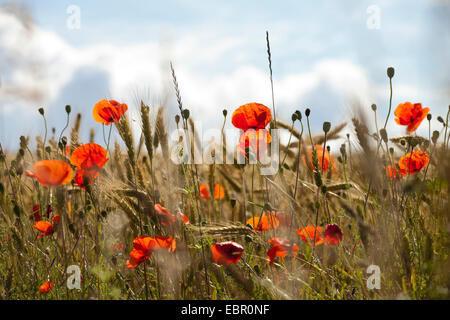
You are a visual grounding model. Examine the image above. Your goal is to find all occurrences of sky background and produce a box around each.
[0,0,449,150]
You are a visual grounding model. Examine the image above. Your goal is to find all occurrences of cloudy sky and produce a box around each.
[0,0,449,150]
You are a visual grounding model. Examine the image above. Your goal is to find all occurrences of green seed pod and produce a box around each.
[427,114,432,121]
[371,104,377,111]
[222,109,228,117]
[182,109,190,119]
[38,107,44,115]
[387,67,395,78]
[323,121,331,133]
[175,114,180,125]
[379,128,388,143]
[305,108,311,117]
[65,105,71,114]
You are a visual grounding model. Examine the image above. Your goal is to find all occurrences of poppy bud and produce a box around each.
[387,67,395,78]
[182,109,190,119]
[295,110,302,120]
[65,105,71,114]
[38,107,45,115]
[437,116,444,123]
[427,114,432,121]
[371,104,377,111]
[323,121,331,133]
[223,109,228,117]
[305,108,311,117]
[264,202,273,211]
[174,114,180,125]
[291,113,297,122]
[327,145,330,152]
[379,128,388,143]
[346,133,350,138]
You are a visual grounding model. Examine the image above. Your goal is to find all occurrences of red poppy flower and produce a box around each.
[70,143,108,171]
[93,99,128,125]
[126,235,154,268]
[236,129,271,158]
[297,226,324,245]
[152,236,176,252]
[199,184,225,199]
[25,170,35,178]
[386,165,401,180]
[38,281,54,294]
[272,211,292,228]
[211,241,244,265]
[154,204,177,226]
[111,241,124,253]
[398,151,429,175]
[177,212,189,224]
[51,214,61,224]
[394,102,430,132]
[34,221,54,238]
[323,224,343,246]
[30,204,41,222]
[231,103,271,131]
[126,235,176,268]
[246,212,280,232]
[267,238,299,265]
[32,160,73,187]
[303,145,336,173]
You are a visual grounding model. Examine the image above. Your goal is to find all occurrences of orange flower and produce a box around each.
[303,145,336,173]
[398,151,429,175]
[211,241,244,265]
[267,238,299,265]
[246,212,279,232]
[231,103,271,131]
[297,226,324,245]
[323,223,343,246]
[177,212,189,224]
[236,129,271,158]
[31,160,73,187]
[152,236,176,252]
[126,235,176,268]
[111,241,124,253]
[70,143,108,171]
[199,184,225,199]
[51,214,61,224]
[126,236,154,268]
[38,281,54,294]
[272,211,292,228]
[34,221,54,238]
[93,99,128,125]
[154,204,177,226]
[386,165,401,180]
[394,102,430,132]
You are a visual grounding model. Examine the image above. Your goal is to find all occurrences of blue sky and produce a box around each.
[0,0,449,150]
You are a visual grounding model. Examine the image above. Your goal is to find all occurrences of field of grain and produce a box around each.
[0,59,449,300]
